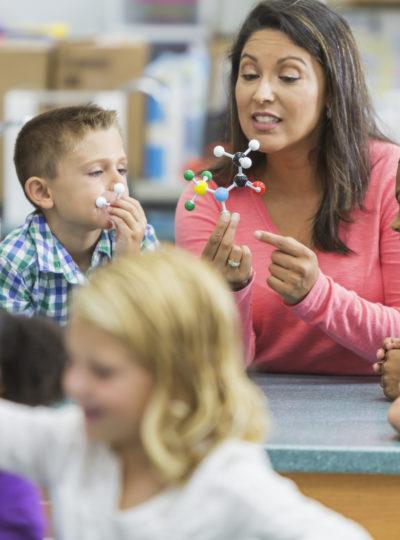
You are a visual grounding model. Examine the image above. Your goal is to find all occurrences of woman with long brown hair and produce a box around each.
[176,0,400,374]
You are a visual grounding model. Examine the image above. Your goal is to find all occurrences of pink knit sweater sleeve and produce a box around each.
[291,145,400,362]
[290,270,400,362]
[175,189,255,366]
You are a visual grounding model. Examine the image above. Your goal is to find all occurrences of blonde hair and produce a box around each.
[71,247,268,483]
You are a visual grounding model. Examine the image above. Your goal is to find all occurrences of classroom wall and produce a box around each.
[0,0,113,36]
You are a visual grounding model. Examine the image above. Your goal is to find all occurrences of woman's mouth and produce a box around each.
[251,113,282,131]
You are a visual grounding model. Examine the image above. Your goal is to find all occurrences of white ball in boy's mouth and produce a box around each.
[95,196,109,209]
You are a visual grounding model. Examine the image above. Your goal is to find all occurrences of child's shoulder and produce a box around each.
[185,439,271,500]
[172,440,275,537]
[0,214,40,273]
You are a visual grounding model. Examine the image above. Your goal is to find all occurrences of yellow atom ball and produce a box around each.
[194,181,208,196]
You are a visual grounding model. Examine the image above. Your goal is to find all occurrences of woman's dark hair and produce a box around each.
[217,0,389,253]
[0,311,66,406]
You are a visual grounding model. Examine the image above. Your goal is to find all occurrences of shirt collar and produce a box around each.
[27,212,114,284]
[90,229,115,268]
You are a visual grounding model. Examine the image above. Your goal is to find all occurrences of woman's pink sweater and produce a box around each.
[175,141,400,374]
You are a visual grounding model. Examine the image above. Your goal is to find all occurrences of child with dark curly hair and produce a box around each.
[0,311,66,539]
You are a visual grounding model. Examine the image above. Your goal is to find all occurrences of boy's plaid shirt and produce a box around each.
[0,212,159,324]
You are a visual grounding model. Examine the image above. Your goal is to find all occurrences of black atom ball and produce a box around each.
[234,174,248,187]
[233,152,245,167]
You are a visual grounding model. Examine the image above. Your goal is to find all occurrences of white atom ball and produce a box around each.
[213,145,225,157]
[240,156,252,169]
[95,196,109,209]
[248,139,260,151]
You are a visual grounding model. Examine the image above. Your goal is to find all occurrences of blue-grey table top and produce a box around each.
[253,374,400,475]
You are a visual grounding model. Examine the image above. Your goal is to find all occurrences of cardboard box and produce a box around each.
[0,41,51,202]
[50,39,149,179]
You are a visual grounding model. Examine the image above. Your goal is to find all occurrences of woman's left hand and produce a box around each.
[254,230,319,305]
[109,196,147,256]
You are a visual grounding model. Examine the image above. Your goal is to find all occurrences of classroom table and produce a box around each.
[253,374,400,539]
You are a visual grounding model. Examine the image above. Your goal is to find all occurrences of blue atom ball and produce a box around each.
[214,187,229,202]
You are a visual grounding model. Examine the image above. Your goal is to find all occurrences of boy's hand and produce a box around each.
[108,196,147,256]
[374,338,400,400]
[254,230,319,305]
[202,212,252,291]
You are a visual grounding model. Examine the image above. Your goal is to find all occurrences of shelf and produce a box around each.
[113,24,207,43]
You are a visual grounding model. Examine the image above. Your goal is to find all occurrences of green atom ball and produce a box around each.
[184,200,196,211]
[201,170,213,180]
[183,169,195,181]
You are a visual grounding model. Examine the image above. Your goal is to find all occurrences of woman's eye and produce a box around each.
[279,76,300,83]
[89,170,103,177]
[117,168,128,176]
[241,73,259,81]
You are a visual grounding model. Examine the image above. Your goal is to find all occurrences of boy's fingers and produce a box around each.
[110,215,126,234]
[109,208,136,230]
[113,214,144,241]
[123,197,147,219]
[109,206,145,228]
[112,198,146,222]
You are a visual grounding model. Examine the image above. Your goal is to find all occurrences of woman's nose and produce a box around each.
[253,78,275,104]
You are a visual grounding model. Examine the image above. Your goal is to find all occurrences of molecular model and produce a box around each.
[183,139,265,213]
[95,182,125,209]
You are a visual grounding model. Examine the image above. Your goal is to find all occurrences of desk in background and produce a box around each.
[254,375,400,539]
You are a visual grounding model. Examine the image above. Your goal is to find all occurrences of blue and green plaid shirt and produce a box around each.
[0,212,159,324]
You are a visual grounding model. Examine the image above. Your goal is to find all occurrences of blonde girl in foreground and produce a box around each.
[0,248,370,539]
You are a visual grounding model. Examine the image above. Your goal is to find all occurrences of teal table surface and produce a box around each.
[253,374,400,475]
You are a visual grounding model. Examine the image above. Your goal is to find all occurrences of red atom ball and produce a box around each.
[252,181,266,195]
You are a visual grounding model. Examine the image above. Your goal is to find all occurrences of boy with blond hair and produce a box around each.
[0,105,158,323]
